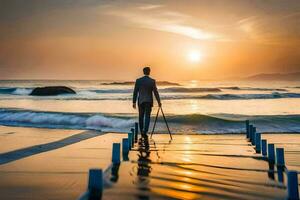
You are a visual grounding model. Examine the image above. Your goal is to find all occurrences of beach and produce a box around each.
[1,125,300,199]
[0,126,126,199]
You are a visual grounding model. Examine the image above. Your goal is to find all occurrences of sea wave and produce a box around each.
[0,87,33,95]
[220,87,287,91]
[0,109,299,133]
[68,92,300,100]
[86,89,132,94]
[0,108,135,131]
[12,88,33,95]
[101,81,180,86]
[85,87,222,93]
[1,87,299,101]
[1,92,300,101]
[83,87,287,93]
[189,92,300,100]
[160,87,221,92]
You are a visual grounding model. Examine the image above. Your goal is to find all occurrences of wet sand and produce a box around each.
[0,126,81,153]
[0,127,299,199]
[0,127,126,200]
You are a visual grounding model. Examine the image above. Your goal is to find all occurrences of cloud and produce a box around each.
[138,4,164,10]
[236,12,300,45]
[105,4,221,41]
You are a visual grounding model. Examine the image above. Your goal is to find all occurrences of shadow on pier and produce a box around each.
[0,131,105,165]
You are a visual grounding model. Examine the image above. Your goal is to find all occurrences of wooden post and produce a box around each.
[122,138,129,156]
[249,125,253,142]
[268,143,275,163]
[276,148,285,167]
[261,139,267,156]
[128,132,133,150]
[131,128,135,143]
[246,120,250,138]
[88,168,103,198]
[135,122,138,142]
[251,127,256,145]
[287,171,299,200]
[255,133,261,153]
[131,132,134,147]
[112,143,120,164]
[277,167,284,183]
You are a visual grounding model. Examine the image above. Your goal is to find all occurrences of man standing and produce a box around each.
[133,67,161,137]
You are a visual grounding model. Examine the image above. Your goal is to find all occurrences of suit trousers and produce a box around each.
[138,102,152,135]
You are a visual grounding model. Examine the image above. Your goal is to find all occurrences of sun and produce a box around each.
[186,50,203,63]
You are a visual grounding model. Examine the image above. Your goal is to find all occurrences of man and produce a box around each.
[133,67,161,137]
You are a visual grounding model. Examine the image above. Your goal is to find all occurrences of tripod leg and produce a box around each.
[150,107,160,138]
[160,107,172,140]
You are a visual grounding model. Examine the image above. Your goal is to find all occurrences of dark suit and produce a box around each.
[133,75,161,135]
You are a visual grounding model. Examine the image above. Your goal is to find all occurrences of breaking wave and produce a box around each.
[101,81,180,86]
[0,86,290,95]
[0,109,299,133]
[161,87,221,92]
[1,87,299,101]
[0,108,135,131]
[59,92,300,100]
[0,87,33,95]
[220,87,287,91]
[186,92,300,100]
[78,87,288,94]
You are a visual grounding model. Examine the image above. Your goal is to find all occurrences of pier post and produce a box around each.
[249,125,253,142]
[128,132,133,150]
[268,162,275,180]
[135,122,139,142]
[251,127,256,145]
[112,143,121,164]
[255,133,261,153]
[268,144,275,163]
[261,139,267,156]
[131,131,134,147]
[88,168,103,198]
[276,148,285,167]
[287,171,299,200]
[131,128,135,143]
[277,167,284,183]
[122,138,129,156]
[246,120,250,138]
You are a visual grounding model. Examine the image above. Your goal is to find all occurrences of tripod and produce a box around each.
[150,107,173,140]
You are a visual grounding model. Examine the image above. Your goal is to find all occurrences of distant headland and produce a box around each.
[244,72,300,81]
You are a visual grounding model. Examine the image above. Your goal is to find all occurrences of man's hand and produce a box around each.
[158,102,162,107]
[133,103,136,109]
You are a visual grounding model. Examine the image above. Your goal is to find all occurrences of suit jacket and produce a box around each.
[133,75,161,106]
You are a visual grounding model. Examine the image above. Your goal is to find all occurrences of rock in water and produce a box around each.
[30,86,76,96]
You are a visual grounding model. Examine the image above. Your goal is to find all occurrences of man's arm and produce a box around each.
[133,79,139,109]
[153,80,162,107]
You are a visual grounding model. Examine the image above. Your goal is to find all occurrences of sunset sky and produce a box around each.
[0,0,300,80]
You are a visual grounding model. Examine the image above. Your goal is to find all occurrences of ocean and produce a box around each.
[0,80,299,133]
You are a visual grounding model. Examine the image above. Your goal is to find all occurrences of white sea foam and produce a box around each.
[0,86,299,100]
[12,88,33,95]
[0,109,135,131]
[86,115,135,129]
[0,109,299,133]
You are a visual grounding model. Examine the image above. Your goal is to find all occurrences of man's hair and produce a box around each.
[143,67,151,75]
